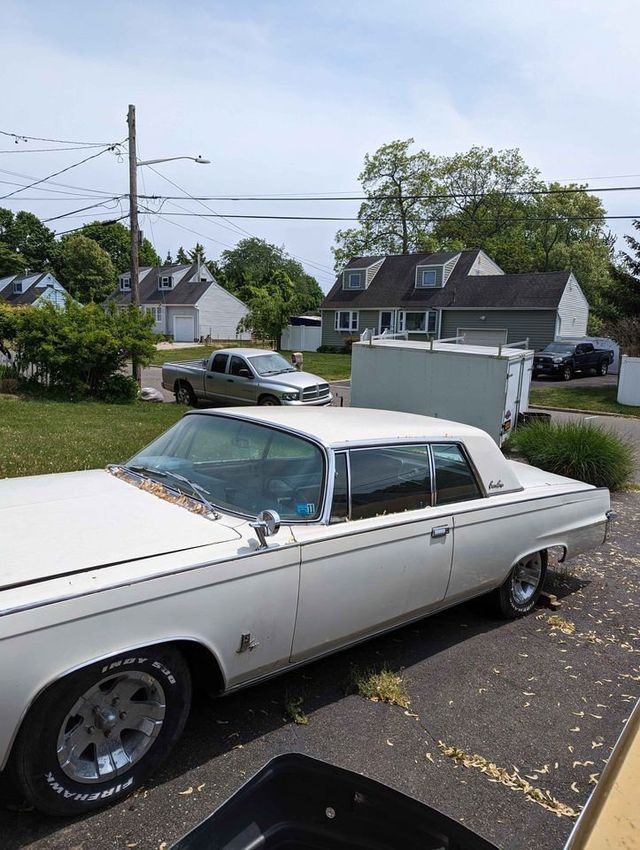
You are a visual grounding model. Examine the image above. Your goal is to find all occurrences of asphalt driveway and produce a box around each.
[1,493,638,850]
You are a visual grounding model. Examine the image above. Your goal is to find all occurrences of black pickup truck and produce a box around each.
[533,342,614,381]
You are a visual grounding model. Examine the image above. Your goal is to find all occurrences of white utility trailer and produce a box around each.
[351,335,534,445]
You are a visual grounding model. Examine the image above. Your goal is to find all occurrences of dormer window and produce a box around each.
[119,276,131,291]
[159,275,172,290]
[344,271,364,289]
[415,268,439,288]
[13,281,23,294]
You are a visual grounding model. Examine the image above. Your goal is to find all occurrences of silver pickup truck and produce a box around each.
[162,348,333,407]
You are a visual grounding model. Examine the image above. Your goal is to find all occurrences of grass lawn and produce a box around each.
[152,346,352,381]
[529,385,640,417]
[0,397,184,479]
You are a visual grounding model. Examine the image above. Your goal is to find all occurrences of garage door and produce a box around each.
[458,328,508,346]
[174,316,195,342]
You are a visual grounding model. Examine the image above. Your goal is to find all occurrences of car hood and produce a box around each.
[258,369,328,390]
[0,469,241,590]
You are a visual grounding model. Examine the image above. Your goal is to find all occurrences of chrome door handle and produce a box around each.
[431,525,450,539]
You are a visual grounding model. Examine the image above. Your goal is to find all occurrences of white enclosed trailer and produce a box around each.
[351,336,534,445]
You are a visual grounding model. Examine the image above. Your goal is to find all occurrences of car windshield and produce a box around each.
[542,343,574,353]
[126,414,325,521]
[248,353,296,376]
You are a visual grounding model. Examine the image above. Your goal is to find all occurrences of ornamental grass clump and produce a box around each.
[509,420,635,490]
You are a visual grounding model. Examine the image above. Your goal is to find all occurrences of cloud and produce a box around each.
[1,0,637,286]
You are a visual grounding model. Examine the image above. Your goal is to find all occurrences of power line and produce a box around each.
[42,197,124,223]
[0,129,123,146]
[142,165,335,275]
[54,213,130,237]
[0,144,123,201]
[141,211,640,223]
[0,144,113,154]
[134,184,640,202]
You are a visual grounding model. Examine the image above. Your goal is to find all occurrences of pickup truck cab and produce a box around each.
[162,348,332,407]
[0,408,612,815]
[533,342,614,381]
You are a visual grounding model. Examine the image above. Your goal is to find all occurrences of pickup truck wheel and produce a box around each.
[11,646,191,816]
[494,551,547,619]
[598,360,609,376]
[561,365,573,381]
[258,394,281,406]
[175,382,196,406]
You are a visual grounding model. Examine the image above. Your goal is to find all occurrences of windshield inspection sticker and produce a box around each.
[296,503,316,517]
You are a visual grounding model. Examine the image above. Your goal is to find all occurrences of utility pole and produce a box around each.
[127,104,141,382]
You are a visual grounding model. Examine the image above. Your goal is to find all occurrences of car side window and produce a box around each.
[211,353,228,374]
[230,356,249,377]
[349,446,431,520]
[330,452,349,522]
[432,444,482,505]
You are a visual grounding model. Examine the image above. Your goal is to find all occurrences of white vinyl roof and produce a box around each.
[189,406,489,448]
[354,340,533,359]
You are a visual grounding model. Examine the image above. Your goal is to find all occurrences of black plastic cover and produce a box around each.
[169,752,498,850]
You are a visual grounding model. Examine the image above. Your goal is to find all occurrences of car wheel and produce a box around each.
[494,551,547,619]
[175,382,196,406]
[562,365,573,381]
[598,361,609,376]
[259,395,281,406]
[11,646,191,816]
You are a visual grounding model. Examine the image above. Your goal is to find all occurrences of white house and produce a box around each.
[0,271,68,307]
[110,262,251,342]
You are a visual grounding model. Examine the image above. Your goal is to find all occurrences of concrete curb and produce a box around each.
[530,404,639,420]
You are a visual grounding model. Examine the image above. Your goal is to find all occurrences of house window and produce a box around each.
[398,311,438,334]
[13,281,23,294]
[345,272,363,289]
[379,311,394,334]
[119,277,131,291]
[159,275,172,290]
[145,305,162,322]
[418,269,438,287]
[335,311,358,332]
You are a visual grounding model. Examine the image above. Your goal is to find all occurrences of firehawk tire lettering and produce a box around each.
[11,647,190,816]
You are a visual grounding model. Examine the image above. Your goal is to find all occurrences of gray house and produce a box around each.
[320,249,589,351]
[110,262,251,342]
[0,271,68,307]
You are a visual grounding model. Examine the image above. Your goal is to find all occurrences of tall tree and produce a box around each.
[236,269,302,345]
[176,246,189,264]
[188,243,206,263]
[77,221,160,272]
[55,234,116,303]
[0,244,26,277]
[0,208,58,269]
[218,237,323,311]
[333,139,443,269]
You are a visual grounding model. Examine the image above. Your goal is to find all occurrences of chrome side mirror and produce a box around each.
[250,509,281,549]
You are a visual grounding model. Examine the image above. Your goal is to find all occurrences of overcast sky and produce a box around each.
[2,0,638,291]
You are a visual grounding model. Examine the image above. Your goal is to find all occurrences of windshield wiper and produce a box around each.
[113,464,220,519]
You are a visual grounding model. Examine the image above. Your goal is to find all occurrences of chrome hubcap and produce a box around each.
[177,388,190,404]
[511,553,542,605]
[57,671,166,784]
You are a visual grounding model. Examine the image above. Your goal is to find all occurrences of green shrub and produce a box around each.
[9,300,157,402]
[96,374,139,404]
[509,420,635,490]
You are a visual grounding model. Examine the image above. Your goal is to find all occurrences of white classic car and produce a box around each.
[0,408,612,815]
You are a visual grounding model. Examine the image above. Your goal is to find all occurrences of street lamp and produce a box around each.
[127,105,209,381]
[137,155,211,166]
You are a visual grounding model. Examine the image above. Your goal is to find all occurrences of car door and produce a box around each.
[204,352,230,401]
[227,355,258,404]
[575,343,592,371]
[290,445,454,663]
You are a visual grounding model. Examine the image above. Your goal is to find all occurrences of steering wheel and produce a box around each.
[264,478,294,504]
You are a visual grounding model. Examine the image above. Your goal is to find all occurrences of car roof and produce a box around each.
[213,348,279,358]
[187,406,488,448]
